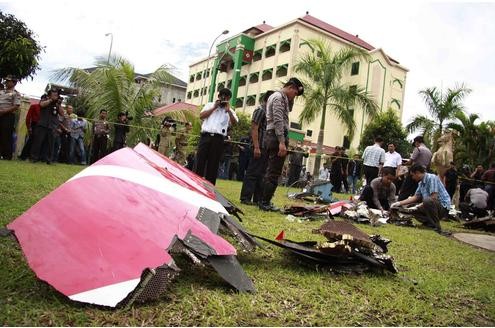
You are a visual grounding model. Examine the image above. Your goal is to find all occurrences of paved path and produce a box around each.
[453,233,495,251]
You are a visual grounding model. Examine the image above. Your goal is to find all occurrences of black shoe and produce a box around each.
[436,230,452,237]
[259,203,280,212]
[240,200,255,206]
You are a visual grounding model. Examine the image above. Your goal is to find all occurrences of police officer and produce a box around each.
[239,90,274,205]
[0,75,21,160]
[259,78,304,211]
[173,121,192,165]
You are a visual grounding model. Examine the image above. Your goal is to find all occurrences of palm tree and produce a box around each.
[406,84,471,149]
[295,39,379,175]
[52,56,192,146]
[449,112,495,167]
[447,112,480,165]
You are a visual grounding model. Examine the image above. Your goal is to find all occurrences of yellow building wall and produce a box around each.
[186,20,407,161]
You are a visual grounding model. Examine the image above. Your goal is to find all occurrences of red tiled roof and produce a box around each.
[152,102,199,116]
[242,23,274,35]
[254,23,273,33]
[299,14,375,51]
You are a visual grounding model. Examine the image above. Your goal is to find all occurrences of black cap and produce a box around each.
[413,135,424,145]
[285,77,304,96]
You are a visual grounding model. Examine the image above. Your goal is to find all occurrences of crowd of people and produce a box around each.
[3,75,494,232]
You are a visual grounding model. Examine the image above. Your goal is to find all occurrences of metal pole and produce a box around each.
[105,33,113,64]
[200,30,228,105]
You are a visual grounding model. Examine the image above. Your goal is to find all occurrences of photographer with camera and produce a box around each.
[194,88,238,185]
[112,112,131,151]
[30,89,64,164]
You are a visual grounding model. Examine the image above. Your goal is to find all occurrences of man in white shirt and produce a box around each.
[194,88,238,185]
[318,164,330,181]
[362,136,385,185]
[384,143,402,176]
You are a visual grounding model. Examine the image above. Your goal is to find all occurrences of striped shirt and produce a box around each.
[266,91,289,143]
[251,105,266,149]
[415,173,451,209]
[362,144,385,167]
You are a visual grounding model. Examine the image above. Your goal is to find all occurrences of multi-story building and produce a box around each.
[186,14,408,169]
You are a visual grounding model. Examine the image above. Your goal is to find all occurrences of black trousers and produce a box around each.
[31,125,54,162]
[240,149,268,203]
[20,122,38,160]
[91,135,108,164]
[0,113,15,160]
[261,130,287,204]
[359,185,390,210]
[459,202,488,219]
[58,133,70,163]
[398,173,419,201]
[194,133,225,185]
[287,164,302,186]
[410,198,446,231]
[331,172,342,193]
[363,165,379,186]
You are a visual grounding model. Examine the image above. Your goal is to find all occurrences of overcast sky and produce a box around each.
[2,0,494,126]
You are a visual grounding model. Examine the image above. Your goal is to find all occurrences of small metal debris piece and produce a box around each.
[251,220,398,273]
[463,216,495,232]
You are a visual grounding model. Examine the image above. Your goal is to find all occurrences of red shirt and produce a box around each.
[26,103,41,128]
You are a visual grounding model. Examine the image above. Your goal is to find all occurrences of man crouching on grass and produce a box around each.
[391,164,451,236]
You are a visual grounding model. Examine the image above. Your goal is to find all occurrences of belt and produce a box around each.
[201,132,225,138]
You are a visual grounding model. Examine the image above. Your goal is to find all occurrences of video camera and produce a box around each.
[124,111,133,121]
[161,116,177,128]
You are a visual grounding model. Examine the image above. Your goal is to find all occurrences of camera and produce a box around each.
[218,96,228,107]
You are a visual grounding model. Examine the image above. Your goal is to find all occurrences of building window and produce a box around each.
[239,76,247,87]
[391,98,401,109]
[235,97,244,108]
[227,79,232,89]
[187,91,192,99]
[202,87,208,96]
[276,64,288,77]
[246,95,256,106]
[262,69,273,81]
[193,90,199,98]
[249,72,259,84]
[253,49,262,62]
[351,62,360,76]
[279,39,291,53]
[203,69,210,79]
[306,129,313,137]
[349,85,357,94]
[217,82,225,91]
[189,75,194,83]
[265,44,276,58]
[343,136,351,149]
[290,122,301,130]
[172,97,176,103]
[195,72,202,81]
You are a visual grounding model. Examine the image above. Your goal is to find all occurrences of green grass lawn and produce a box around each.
[1,160,494,326]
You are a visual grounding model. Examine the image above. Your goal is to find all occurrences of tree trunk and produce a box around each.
[312,105,327,177]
